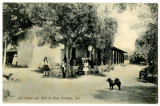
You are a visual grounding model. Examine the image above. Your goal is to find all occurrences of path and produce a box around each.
[3,64,158,103]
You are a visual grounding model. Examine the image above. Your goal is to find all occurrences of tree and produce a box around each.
[26,3,98,77]
[135,23,158,63]
[3,3,32,67]
[135,4,158,76]
[26,3,118,76]
[93,7,117,73]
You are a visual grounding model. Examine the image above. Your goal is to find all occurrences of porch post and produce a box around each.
[117,51,119,65]
[122,54,124,63]
[114,50,116,64]
[121,53,123,63]
[111,50,113,65]
[119,53,121,64]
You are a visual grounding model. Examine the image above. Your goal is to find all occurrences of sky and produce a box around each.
[97,4,153,51]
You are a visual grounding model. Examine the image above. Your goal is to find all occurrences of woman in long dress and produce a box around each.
[42,57,50,77]
[12,53,18,66]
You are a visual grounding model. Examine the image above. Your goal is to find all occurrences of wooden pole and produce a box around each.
[114,50,116,64]
[3,39,7,68]
[117,52,118,65]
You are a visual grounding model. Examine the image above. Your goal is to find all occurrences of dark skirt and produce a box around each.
[42,65,50,71]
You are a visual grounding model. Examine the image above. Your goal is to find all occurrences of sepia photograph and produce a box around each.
[2,2,158,104]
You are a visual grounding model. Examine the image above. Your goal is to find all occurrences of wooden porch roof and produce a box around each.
[111,46,127,53]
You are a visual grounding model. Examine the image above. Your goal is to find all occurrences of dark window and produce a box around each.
[72,47,76,59]
[87,49,89,58]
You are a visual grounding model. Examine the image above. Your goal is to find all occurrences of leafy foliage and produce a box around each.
[135,23,158,64]
[26,3,98,49]
[134,4,158,74]
[3,3,32,45]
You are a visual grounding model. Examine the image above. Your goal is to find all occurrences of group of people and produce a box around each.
[41,57,90,77]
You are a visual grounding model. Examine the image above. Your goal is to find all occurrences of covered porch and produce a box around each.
[65,46,127,66]
[61,46,127,76]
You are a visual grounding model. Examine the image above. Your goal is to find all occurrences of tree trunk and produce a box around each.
[66,45,72,77]
[66,46,69,77]
[3,39,7,68]
[70,47,73,76]
[100,50,104,74]
[100,59,104,74]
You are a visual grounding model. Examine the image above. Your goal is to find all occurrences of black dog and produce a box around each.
[106,78,115,90]
[114,78,121,90]
[3,73,13,80]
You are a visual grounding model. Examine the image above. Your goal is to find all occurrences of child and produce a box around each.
[83,60,89,76]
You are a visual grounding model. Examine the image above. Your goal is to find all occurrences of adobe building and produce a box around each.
[5,43,127,68]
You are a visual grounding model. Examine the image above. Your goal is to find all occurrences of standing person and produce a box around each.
[42,57,50,77]
[12,53,18,66]
[83,60,89,76]
[61,61,66,78]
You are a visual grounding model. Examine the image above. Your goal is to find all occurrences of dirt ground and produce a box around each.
[3,64,158,104]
